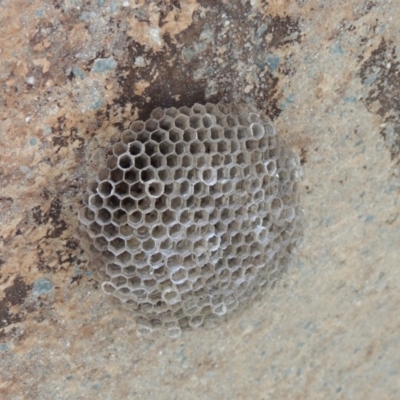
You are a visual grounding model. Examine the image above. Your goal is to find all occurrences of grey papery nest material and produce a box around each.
[78,102,302,338]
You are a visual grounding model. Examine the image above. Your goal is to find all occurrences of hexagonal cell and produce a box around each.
[170,267,188,285]
[281,206,295,223]
[161,287,181,305]
[227,114,238,127]
[190,104,205,115]
[113,142,128,157]
[209,182,223,198]
[114,181,130,198]
[270,197,283,216]
[151,224,167,239]
[214,221,226,236]
[130,182,145,199]
[200,196,215,213]
[143,141,158,157]
[130,120,145,133]
[179,180,192,198]
[159,140,174,155]
[169,223,185,238]
[245,139,258,152]
[183,127,196,143]
[126,237,140,251]
[203,139,217,154]
[142,278,157,291]
[142,238,156,252]
[202,114,213,129]
[106,156,118,170]
[134,154,150,170]
[195,154,208,169]
[211,154,224,168]
[189,141,205,155]
[169,128,182,143]
[115,251,132,266]
[93,236,108,251]
[149,107,164,120]
[178,106,192,116]
[146,181,164,198]
[87,221,102,238]
[150,154,164,169]
[122,170,138,184]
[181,155,193,168]
[216,114,227,126]
[174,168,185,182]
[164,107,179,118]
[136,225,150,240]
[102,193,119,210]
[221,208,235,224]
[217,140,229,154]
[210,125,223,140]
[154,195,168,212]
[101,282,116,295]
[216,167,229,182]
[119,224,135,239]
[128,142,143,157]
[120,197,136,213]
[173,141,185,155]
[110,168,124,183]
[79,207,95,225]
[140,168,155,183]
[144,209,159,224]
[169,197,182,211]
[237,126,249,141]
[189,115,202,129]
[112,209,128,224]
[122,265,136,276]
[189,315,204,328]
[106,263,122,277]
[109,237,126,255]
[137,130,150,143]
[137,197,153,213]
[96,208,112,225]
[161,209,176,226]
[249,178,261,194]
[196,128,209,142]
[174,114,189,130]
[193,238,207,256]
[121,129,136,144]
[159,115,174,130]
[102,223,119,240]
[193,181,206,197]
[253,189,264,203]
[186,195,198,209]
[193,210,208,226]
[250,122,265,139]
[230,141,240,156]
[201,168,217,185]
[176,238,192,255]
[164,183,179,196]
[166,154,179,169]
[145,118,159,132]
[98,181,114,198]
[156,169,170,183]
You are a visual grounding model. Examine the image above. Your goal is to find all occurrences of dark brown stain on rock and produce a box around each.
[359,38,400,161]
[115,1,302,121]
[0,276,31,335]
[32,199,67,239]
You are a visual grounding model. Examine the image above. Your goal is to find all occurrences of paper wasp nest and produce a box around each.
[78,102,302,337]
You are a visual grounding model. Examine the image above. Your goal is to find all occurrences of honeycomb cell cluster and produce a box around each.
[78,102,302,338]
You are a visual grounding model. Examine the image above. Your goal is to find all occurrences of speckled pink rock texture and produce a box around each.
[0,0,399,399]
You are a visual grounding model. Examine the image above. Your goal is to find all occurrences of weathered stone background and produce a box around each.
[1,0,399,398]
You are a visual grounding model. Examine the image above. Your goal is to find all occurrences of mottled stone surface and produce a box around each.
[0,0,399,399]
